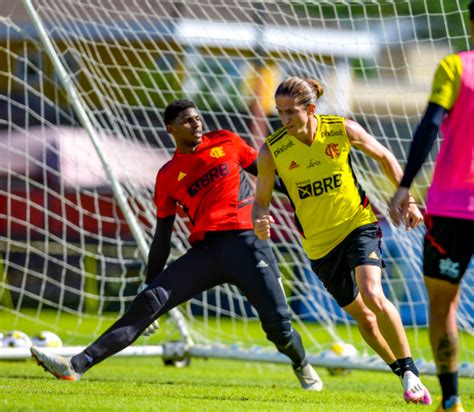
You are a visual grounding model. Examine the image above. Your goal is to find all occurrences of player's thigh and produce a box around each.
[345,223,385,296]
[310,244,357,308]
[423,216,473,284]
[354,264,384,297]
[221,232,289,320]
[150,244,220,313]
[346,223,384,271]
[424,276,461,311]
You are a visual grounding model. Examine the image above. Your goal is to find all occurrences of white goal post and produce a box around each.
[0,0,472,376]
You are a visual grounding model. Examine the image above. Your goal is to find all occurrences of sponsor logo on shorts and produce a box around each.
[256,260,269,268]
[439,258,460,279]
[368,251,379,260]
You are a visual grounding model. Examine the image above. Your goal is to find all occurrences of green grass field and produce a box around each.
[3,356,474,411]
[1,311,473,411]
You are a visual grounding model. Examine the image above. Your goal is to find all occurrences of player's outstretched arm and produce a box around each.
[398,102,446,189]
[345,119,404,187]
[145,215,175,285]
[389,103,446,226]
[138,215,175,336]
[252,144,276,240]
[345,119,423,229]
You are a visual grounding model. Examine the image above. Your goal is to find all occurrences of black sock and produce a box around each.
[397,357,419,377]
[71,351,93,374]
[275,329,307,368]
[388,360,402,376]
[439,372,458,405]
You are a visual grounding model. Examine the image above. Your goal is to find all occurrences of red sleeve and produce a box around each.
[225,130,257,169]
[154,169,176,218]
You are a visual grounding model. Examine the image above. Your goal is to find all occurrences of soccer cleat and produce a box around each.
[293,363,323,391]
[435,399,465,412]
[143,319,160,336]
[31,346,82,381]
[402,371,432,404]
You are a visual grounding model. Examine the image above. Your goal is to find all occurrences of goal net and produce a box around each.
[1,0,472,375]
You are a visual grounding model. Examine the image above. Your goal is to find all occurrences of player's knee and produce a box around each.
[360,290,386,313]
[357,311,378,335]
[128,286,168,318]
[263,320,292,347]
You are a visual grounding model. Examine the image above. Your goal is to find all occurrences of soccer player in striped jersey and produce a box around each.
[252,77,431,404]
[31,99,323,391]
[389,3,474,411]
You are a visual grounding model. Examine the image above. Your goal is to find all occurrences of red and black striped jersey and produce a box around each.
[154,130,257,244]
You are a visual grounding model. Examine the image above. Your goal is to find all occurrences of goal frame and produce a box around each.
[0,0,472,378]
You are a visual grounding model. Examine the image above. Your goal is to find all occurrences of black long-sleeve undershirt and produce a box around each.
[145,215,175,285]
[400,102,447,188]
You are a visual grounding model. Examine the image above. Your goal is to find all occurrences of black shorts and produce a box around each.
[310,223,384,307]
[424,215,474,284]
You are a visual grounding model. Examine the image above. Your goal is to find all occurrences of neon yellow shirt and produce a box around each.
[267,115,377,260]
[429,53,462,110]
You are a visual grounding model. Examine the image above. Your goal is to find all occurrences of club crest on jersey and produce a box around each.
[289,160,299,170]
[210,146,225,158]
[325,143,340,158]
[177,172,187,181]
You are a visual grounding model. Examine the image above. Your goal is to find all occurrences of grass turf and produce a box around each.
[1,310,473,411]
[1,357,473,411]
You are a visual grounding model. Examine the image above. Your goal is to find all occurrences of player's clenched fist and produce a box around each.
[253,215,274,240]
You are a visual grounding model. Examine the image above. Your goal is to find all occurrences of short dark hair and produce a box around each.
[163,99,196,125]
[470,0,474,21]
